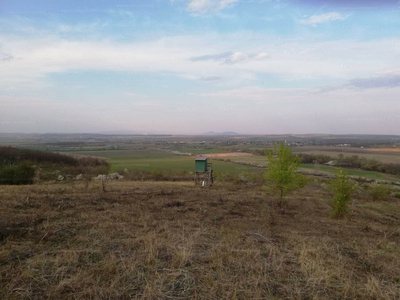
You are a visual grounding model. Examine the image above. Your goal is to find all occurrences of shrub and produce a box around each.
[370,183,391,201]
[0,164,36,185]
[329,168,356,218]
[242,171,264,185]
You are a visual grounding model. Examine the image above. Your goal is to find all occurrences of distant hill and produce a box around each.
[204,131,238,136]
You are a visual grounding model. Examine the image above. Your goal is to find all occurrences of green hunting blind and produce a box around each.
[194,157,213,186]
[195,157,208,172]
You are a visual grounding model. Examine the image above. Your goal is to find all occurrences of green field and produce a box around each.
[68,148,400,182]
[71,149,260,174]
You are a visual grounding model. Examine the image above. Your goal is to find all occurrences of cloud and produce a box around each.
[187,0,239,13]
[225,52,249,63]
[300,12,348,26]
[255,52,269,60]
[189,51,269,64]
[1,31,400,92]
[199,76,222,81]
[202,86,317,102]
[347,72,400,89]
[318,70,400,92]
[0,46,13,61]
[189,51,233,61]
[0,53,13,61]
[294,0,398,7]
[224,52,269,63]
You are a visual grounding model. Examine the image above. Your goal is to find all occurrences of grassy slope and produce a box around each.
[1,180,400,299]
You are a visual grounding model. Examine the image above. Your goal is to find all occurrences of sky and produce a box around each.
[1,0,400,135]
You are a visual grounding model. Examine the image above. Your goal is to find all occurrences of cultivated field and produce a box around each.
[5,134,400,184]
[70,149,259,175]
[66,148,400,183]
[1,180,400,299]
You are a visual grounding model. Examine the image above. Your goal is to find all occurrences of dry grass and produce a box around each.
[1,179,400,299]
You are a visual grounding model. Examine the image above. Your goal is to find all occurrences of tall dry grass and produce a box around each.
[0,179,399,299]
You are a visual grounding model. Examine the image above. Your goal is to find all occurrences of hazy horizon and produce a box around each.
[1,0,400,135]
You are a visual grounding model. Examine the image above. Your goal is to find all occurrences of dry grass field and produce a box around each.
[1,180,400,299]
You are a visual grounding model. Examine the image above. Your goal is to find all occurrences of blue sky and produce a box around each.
[1,0,400,134]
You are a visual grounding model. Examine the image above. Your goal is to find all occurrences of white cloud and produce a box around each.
[187,0,239,13]
[1,32,400,91]
[226,51,249,63]
[255,52,269,60]
[300,12,348,26]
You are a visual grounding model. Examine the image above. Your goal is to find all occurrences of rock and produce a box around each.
[92,173,124,180]
[76,174,83,180]
[107,172,124,180]
[93,174,107,180]
[57,175,64,181]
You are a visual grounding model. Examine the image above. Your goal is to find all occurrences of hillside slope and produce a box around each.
[1,180,399,299]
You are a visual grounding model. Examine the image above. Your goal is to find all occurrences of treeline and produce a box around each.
[251,147,400,176]
[0,146,109,185]
[0,146,77,166]
[0,146,108,167]
[297,153,400,175]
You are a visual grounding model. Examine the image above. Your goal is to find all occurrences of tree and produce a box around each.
[329,168,356,218]
[264,142,305,205]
